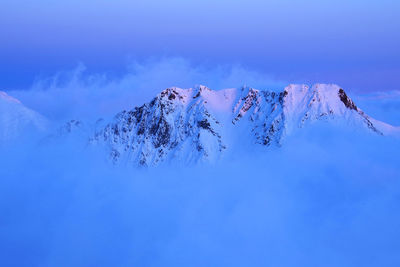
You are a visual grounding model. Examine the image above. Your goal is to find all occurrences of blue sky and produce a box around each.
[1,0,399,92]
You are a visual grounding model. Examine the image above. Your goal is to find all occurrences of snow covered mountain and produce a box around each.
[85,84,399,166]
[0,91,48,143]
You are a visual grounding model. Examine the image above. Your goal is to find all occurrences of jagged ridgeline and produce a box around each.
[60,84,398,166]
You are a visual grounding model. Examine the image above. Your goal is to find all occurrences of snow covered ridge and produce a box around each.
[0,91,48,142]
[80,83,399,166]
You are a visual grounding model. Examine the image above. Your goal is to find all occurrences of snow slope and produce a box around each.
[0,91,48,143]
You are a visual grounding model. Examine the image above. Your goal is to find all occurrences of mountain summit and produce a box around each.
[83,84,398,166]
[0,91,48,143]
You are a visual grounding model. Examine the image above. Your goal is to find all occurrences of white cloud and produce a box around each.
[0,123,399,266]
[9,57,286,122]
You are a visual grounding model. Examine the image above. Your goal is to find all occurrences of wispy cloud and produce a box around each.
[9,57,286,122]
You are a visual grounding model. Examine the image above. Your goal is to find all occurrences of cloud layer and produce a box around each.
[8,58,286,123]
[0,124,399,266]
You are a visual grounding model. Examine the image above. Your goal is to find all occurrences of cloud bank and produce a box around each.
[9,58,286,122]
[7,57,400,130]
[0,124,399,267]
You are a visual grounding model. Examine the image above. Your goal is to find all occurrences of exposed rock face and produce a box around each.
[86,84,393,166]
[232,88,286,146]
[339,88,357,110]
[90,87,226,166]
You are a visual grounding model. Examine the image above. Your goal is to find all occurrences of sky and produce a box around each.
[1,0,400,92]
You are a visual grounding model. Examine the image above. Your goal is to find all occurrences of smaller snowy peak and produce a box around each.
[283,83,358,112]
[283,83,344,109]
[197,86,238,114]
[0,91,22,104]
[196,84,212,92]
[157,85,238,114]
[281,83,384,134]
[0,91,48,143]
[158,87,194,103]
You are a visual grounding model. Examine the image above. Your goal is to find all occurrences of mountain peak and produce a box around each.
[0,91,22,104]
[85,83,398,166]
[0,91,48,143]
[196,84,211,91]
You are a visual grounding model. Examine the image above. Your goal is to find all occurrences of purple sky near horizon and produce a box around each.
[0,0,399,92]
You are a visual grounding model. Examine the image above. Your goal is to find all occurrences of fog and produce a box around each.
[1,123,399,267]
